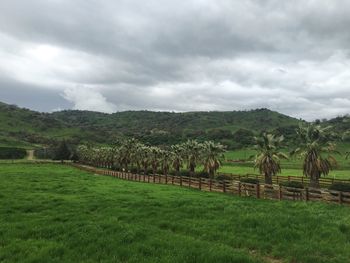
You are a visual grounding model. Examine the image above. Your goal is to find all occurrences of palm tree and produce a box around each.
[171,144,184,176]
[183,140,202,177]
[291,124,338,188]
[149,146,161,179]
[201,141,226,178]
[253,133,287,185]
[117,138,138,172]
[140,146,151,175]
[160,149,172,176]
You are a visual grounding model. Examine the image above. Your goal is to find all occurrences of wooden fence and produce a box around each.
[71,164,350,206]
[220,173,350,188]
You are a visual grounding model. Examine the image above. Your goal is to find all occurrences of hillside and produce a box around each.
[0,101,321,148]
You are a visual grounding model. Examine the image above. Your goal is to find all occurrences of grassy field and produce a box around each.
[0,164,350,262]
[222,146,350,179]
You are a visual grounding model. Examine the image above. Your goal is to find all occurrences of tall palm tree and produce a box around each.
[160,149,172,176]
[130,142,146,174]
[140,146,151,175]
[149,146,161,177]
[253,133,287,185]
[201,141,226,178]
[117,138,138,172]
[171,144,184,176]
[183,140,202,176]
[291,124,338,188]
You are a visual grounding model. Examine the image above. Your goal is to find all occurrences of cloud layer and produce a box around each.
[0,0,350,120]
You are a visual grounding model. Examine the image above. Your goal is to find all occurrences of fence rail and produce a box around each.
[71,164,350,206]
[220,172,350,187]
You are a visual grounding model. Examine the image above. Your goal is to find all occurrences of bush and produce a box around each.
[240,178,260,184]
[216,174,232,180]
[280,181,304,189]
[179,170,190,177]
[0,147,27,159]
[329,183,350,192]
[195,171,210,178]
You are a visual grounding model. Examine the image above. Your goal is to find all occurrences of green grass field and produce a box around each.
[1,164,350,262]
[222,146,350,179]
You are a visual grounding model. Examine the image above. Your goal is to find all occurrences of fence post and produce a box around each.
[278,185,282,200]
[288,176,291,182]
[165,174,168,184]
[339,191,343,204]
[223,180,226,193]
[209,179,212,191]
[180,176,183,187]
[172,175,174,185]
[199,177,202,190]
[238,182,241,196]
[256,183,260,198]
[305,187,309,201]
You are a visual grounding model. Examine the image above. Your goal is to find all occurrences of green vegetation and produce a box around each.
[253,133,287,184]
[0,101,302,148]
[1,163,350,262]
[0,147,27,159]
[291,124,339,188]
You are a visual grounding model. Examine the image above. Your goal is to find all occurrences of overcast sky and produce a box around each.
[0,0,350,120]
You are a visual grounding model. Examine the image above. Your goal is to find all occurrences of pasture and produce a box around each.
[0,163,350,262]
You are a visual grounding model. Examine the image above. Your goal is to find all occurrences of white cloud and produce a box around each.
[62,86,117,113]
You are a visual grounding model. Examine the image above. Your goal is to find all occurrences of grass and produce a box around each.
[222,146,350,179]
[0,164,350,262]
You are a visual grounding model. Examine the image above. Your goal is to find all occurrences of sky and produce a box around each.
[0,0,350,120]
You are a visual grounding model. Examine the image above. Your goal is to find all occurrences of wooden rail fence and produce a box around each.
[71,164,350,206]
[220,173,350,188]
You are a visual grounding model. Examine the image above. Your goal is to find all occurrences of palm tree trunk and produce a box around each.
[309,172,320,188]
[265,173,272,185]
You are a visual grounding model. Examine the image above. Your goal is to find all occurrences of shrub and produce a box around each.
[0,147,27,159]
[216,174,232,180]
[280,181,304,189]
[329,183,350,192]
[195,171,210,178]
[179,170,190,177]
[240,178,260,184]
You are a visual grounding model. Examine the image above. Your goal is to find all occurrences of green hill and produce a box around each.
[1,101,346,149]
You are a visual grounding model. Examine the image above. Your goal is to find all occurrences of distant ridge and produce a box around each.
[0,101,348,148]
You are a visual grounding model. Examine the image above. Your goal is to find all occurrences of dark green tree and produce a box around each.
[54,141,71,162]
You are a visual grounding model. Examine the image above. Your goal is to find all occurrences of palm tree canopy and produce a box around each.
[291,123,338,178]
[253,133,288,176]
[201,141,226,176]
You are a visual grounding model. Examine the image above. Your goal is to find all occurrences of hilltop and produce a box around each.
[0,101,344,149]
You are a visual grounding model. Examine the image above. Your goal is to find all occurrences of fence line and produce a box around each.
[71,163,350,206]
[220,172,350,187]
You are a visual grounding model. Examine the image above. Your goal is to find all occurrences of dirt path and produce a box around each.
[26,150,35,160]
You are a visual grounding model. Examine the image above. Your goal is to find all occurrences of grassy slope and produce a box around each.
[0,164,350,263]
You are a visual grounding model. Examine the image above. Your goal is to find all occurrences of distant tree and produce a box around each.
[291,124,338,188]
[253,133,287,185]
[232,129,255,148]
[54,141,71,162]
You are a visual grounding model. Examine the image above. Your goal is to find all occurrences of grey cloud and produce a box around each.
[0,0,350,120]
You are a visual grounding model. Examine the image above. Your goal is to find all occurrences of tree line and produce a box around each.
[74,123,346,189]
